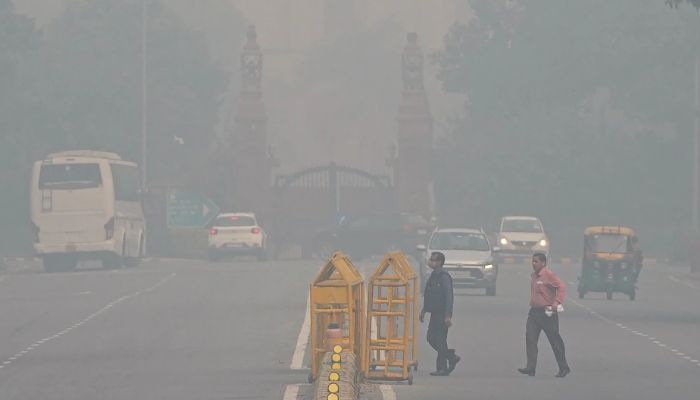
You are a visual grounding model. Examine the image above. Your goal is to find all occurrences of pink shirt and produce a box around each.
[530,267,566,308]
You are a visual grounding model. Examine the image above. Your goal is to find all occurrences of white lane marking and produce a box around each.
[570,299,699,368]
[282,384,300,400]
[0,273,175,371]
[290,294,310,370]
[669,275,699,289]
[380,384,397,400]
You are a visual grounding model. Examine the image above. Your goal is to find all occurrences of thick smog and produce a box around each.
[1,1,700,399]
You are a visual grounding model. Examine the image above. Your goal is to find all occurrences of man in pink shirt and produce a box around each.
[518,253,571,378]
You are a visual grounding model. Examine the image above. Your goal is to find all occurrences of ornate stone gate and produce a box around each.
[271,163,394,257]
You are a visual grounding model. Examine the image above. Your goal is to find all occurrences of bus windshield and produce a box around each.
[39,163,102,190]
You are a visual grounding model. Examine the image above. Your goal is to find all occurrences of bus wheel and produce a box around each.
[102,253,122,269]
[124,237,143,268]
[124,257,141,268]
[44,255,75,272]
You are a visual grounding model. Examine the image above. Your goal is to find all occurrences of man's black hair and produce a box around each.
[431,251,445,265]
[533,252,547,264]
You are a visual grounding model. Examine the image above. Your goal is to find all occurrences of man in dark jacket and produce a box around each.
[420,251,460,376]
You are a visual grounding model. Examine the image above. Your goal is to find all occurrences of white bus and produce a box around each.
[30,150,145,272]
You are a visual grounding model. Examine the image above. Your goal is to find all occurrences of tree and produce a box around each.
[667,0,700,9]
[435,0,697,256]
[0,0,246,256]
[40,0,228,185]
[0,0,44,255]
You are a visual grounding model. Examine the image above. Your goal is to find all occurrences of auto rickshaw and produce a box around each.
[578,226,642,301]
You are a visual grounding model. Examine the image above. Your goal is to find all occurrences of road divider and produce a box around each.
[314,346,359,400]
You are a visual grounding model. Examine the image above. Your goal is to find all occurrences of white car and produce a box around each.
[207,212,267,261]
[418,228,498,296]
[496,216,549,261]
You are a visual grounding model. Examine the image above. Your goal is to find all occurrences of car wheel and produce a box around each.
[485,285,496,296]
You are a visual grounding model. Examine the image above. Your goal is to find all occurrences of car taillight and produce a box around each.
[104,217,114,240]
[209,228,218,235]
[251,227,261,234]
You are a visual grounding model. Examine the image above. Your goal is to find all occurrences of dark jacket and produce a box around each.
[423,269,454,316]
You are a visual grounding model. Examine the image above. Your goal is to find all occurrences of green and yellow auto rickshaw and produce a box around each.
[578,226,642,301]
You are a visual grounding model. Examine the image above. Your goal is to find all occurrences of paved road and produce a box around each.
[0,258,698,400]
[394,261,700,400]
[0,258,318,400]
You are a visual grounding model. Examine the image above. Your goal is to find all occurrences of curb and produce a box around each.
[2,257,41,263]
[686,272,700,281]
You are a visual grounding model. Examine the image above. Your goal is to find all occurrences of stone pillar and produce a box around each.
[232,25,271,218]
[396,32,433,218]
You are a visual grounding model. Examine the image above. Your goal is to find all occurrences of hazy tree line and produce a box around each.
[434,0,699,258]
[1,0,699,259]
[0,0,244,255]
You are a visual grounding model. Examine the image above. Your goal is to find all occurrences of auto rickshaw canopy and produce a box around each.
[584,226,636,237]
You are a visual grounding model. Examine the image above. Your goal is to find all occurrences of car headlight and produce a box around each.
[484,264,494,269]
[500,238,508,245]
[539,239,547,247]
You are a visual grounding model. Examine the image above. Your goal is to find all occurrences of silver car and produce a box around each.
[418,228,498,296]
[496,216,549,261]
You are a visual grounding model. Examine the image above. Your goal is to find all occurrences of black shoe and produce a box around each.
[430,369,450,376]
[447,354,461,373]
[518,368,535,376]
[555,368,570,378]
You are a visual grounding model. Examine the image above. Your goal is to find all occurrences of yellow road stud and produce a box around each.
[328,383,339,393]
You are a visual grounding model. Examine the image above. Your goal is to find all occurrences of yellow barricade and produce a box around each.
[309,251,365,383]
[363,252,418,385]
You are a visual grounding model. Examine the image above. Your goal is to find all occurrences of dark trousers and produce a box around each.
[525,308,569,371]
[427,312,450,371]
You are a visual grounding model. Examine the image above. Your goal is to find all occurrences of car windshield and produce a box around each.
[502,219,542,233]
[213,215,256,227]
[401,213,428,226]
[430,232,490,251]
[590,234,629,253]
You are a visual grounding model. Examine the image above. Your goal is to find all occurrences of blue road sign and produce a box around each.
[166,191,220,228]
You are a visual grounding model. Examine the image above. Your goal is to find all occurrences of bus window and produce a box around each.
[111,164,140,202]
[38,163,102,190]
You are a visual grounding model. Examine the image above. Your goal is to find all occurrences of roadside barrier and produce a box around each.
[308,252,365,383]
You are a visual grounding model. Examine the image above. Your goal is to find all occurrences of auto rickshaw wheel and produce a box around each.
[578,286,586,299]
[606,290,613,300]
[629,288,636,301]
